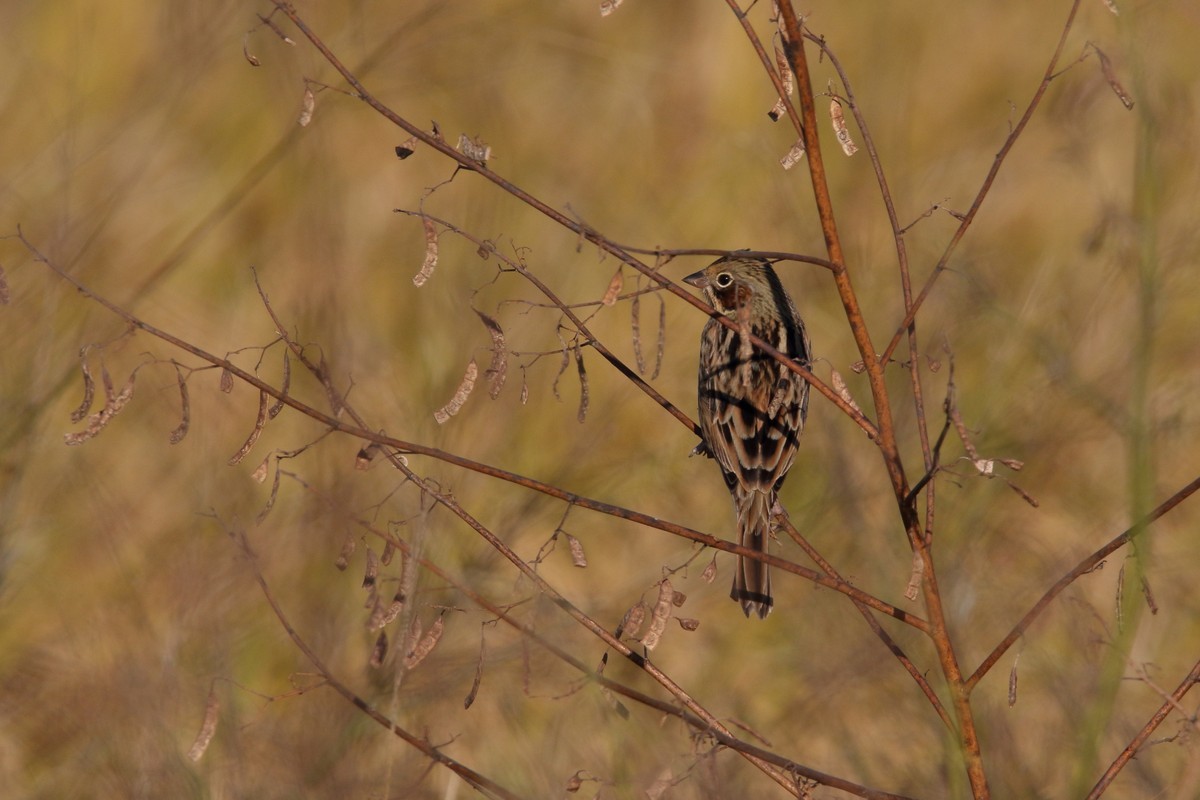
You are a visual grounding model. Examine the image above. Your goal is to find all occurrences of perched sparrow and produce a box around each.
[684,256,811,618]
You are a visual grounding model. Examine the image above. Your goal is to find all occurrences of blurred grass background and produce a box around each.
[2,1,1199,797]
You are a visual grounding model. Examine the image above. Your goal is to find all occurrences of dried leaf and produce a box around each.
[298,86,315,127]
[169,367,190,444]
[602,270,623,306]
[434,358,478,424]
[228,390,269,466]
[413,217,439,286]
[404,613,444,669]
[829,98,859,156]
[369,630,388,668]
[566,534,587,567]
[574,344,589,423]
[187,687,220,762]
[476,310,507,399]
[70,350,96,423]
[780,139,806,169]
[599,0,624,17]
[700,554,718,584]
[219,367,234,393]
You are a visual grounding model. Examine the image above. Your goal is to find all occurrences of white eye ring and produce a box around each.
[714,272,734,288]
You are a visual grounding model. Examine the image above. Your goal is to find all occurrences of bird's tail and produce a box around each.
[732,489,774,619]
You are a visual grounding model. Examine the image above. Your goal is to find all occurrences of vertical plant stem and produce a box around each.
[776,4,989,795]
[1070,16,1160,792]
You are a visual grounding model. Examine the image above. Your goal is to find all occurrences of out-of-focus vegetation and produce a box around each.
[1,1,1199,797]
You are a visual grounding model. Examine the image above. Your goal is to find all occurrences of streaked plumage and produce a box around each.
[684,256,810,619]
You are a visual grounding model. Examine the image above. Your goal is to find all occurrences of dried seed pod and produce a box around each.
[1008,653,1020,707]
[413,217,439,286]
[187,687,220,762]
[64,369,136,446]
[369,630,388,668]
[565,534,587,567]
[297,86,315,127]
[574,345,589,423]
[631,292,646,374]
[335,535,356,570]
[1094,46,1134,110]
[599,0,624,17]
[250,455,271,484]
[367,591,404,631]
[395,135,419,159]
[700,555,718,584]
[476,310,507,399]
[456,134,491,164]
[617,601,648,640]
[434,359,478,424]
[830,368,861,414]
[169,368,191,444]
[403,613,444,669]
[242,34,261,67]
[676,618,700,632]
[601,270,622,306]
[268,352,289,419]
[255,461,281,524]
[464,630,486,709]
[829,98,859,156]
[640,580,674,651]
[219,367,234,393]
[780,139,806,169]
[70,350,96,424]
[228,390,269,466]
[363,548,380,589]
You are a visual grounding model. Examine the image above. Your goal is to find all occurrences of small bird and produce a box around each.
[684,256,811,619]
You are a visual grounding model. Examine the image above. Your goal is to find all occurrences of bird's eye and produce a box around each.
[715,272,734,288]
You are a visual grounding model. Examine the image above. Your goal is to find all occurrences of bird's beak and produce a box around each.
[683,270,708,289]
